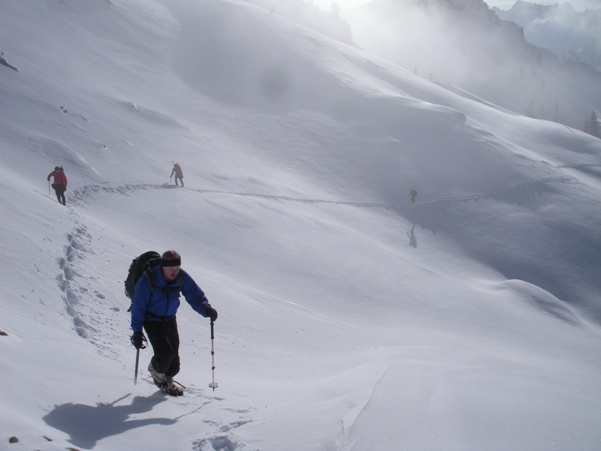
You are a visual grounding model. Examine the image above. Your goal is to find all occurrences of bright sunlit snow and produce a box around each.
[1,1,600,450]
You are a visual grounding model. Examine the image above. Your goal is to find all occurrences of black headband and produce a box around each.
[161,258,181,267]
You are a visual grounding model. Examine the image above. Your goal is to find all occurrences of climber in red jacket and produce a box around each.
[47,166,68,205]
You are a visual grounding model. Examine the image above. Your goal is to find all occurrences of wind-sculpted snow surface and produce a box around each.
[41,180,600,450]
[1,0,601,449]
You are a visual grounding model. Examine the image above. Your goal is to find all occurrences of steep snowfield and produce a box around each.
[1,0,600,450]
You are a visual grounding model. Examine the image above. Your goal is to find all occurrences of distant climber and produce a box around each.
[47,166,68,206]
[170,162,184,187]
[409,189,417,203]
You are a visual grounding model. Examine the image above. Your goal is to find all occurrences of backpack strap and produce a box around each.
[176,272,184,292]
[143,268,156,298]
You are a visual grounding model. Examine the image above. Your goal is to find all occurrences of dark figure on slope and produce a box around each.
[170,163,184,187]
[409,188,417,203]
[47,166,68,205]
[130,250,218,396]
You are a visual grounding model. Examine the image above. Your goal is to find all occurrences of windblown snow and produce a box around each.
[0,0,600,450]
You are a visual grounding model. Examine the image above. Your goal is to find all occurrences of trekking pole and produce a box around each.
[209,319,218,391]
[134,348,140,385]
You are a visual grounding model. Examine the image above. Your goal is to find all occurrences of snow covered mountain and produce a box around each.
[346,0,601,128]
[494,0,601,71]
[1,0,601,450]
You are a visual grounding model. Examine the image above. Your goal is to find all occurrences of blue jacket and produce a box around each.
[130,265,212,333]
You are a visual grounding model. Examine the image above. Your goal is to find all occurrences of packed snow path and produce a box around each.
[69,176,578,209]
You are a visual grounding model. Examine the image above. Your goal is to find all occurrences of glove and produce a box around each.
[206,307,218,322]
[130,331,147,349]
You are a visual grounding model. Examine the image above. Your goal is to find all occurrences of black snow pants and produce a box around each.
[143,316,180,378]
[52,183,66,205]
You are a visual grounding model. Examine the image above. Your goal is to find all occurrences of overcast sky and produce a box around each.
[314,0,601,11]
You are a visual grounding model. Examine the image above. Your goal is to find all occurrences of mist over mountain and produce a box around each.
[346,0,601,128]
[494,0,601,71]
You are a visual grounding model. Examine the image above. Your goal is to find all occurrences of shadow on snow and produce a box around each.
[42,393,176,449]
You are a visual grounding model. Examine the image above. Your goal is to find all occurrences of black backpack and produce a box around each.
[124,251,185,313]
[124,251,162,311]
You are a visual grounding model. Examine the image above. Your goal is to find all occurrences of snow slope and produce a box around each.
[1,0,601,450]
